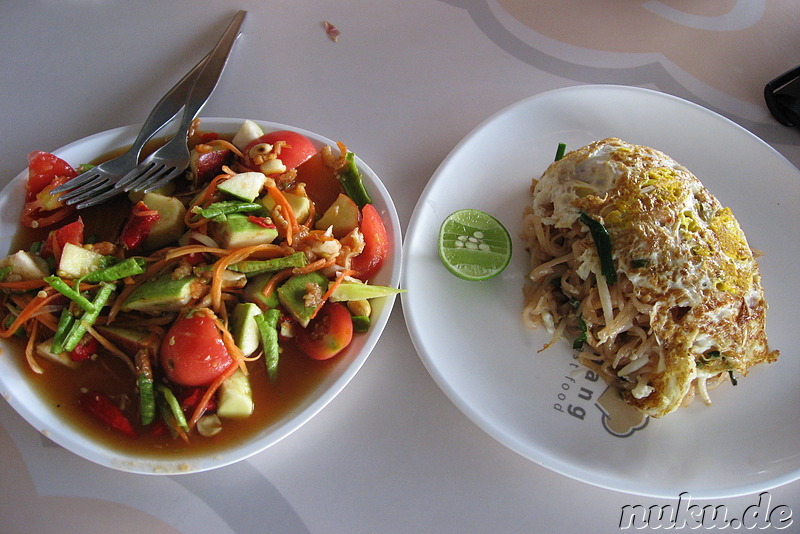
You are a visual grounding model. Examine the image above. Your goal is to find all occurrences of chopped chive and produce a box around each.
[0,265,13,282]
[573,315,587,350]
[579,212,617,285]
[554,142,567,161]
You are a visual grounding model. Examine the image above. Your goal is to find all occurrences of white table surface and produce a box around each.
[1,1,798,532]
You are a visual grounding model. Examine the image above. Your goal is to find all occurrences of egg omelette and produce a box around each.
[522,138,778,418]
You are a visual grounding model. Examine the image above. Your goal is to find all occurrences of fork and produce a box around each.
[114,10,247,196]
[52,52,210,206]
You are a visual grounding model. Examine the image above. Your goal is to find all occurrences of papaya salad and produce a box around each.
[0,119,400,452]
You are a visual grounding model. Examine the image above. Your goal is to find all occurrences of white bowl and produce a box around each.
[0,118,402,474]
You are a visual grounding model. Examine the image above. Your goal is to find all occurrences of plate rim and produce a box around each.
[401,84,800,498]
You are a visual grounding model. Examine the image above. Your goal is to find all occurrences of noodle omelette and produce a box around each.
[522,138,778,418]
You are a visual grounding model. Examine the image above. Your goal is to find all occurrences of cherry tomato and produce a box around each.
[160,309,233,387]
[26,151,77,201]
[41,217,84,260]
[351,204,388,280]
[295,303,353,360]
[21,151,77,229]
[244,130,317,174]
[294,152,342,214]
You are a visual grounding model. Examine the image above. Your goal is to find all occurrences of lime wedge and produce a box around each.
[438,209,512,281]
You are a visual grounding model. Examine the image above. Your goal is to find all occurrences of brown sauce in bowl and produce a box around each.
[3,135,351,461]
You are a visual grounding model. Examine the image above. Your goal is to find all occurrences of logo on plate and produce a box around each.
[552,355,648,437]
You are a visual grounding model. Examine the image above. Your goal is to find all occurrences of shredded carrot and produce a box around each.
[260,268,294,302]
[86,325,136,374]
[294,256,336,275]
[309,269,354,321]
[34,312,59,332]
[184,171,234,228]
[115,315,173,328]
[188,359,239,430]
[265,183,298,246]
[0,279,49,291]
[207,308,246,373]
[205,139,244,159]
[209,243,285,312]
[24,320,44,374]
[198,171,233,206]
[164,244,229,261]
[9,294,60,332]
[1,290,61,338]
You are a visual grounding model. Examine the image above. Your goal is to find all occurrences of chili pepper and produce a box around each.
[180,387,217,414]
[78,390,137,438]
[69,334,98,362]
[119,201,160,251]
[247,215,277,229]
[150,418,168,437]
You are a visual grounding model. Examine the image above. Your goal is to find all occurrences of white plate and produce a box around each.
[0,118,402,474]
[402,85,800,498]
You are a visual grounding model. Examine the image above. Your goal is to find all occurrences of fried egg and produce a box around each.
[526,138,778,417]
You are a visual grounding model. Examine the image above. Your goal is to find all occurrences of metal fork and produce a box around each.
[114,10,246,196]
[52,53,209,206]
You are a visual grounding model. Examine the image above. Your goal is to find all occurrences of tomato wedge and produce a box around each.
[351,204,388,280]
[160,309,233,387]
[294,152,342,214]
[295,303,353,360]
[41,217,84,260]
[244,131,317,174]
[26,151,77,201]
[21,151,77,229]
[119,201,160,251]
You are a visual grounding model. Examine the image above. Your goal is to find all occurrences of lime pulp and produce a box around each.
[437,209,512,281]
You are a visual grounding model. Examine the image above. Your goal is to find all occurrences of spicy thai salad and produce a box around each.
[0,119,401,448]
